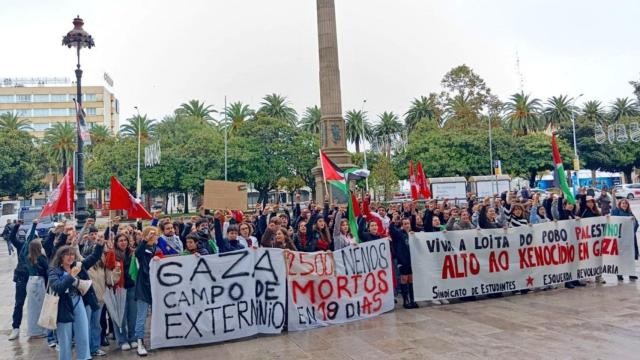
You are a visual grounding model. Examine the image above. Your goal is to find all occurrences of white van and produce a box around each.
[0,201,20,235]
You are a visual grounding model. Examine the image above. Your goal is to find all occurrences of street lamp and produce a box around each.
[62,16,94,230]
[224,96,228,181]
[570,94,584,171]
[134,106,142,198]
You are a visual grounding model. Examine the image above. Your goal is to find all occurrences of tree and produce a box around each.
[258,93,298,126]
[630,76,640,102]
[228,116,317,204]
[439,64,498,126]
[0,130,42,197]
[581,100,607,125]
[503,92,543,135]
[443,93,477,128]
[300,105,321,135]
[89,124,111,143]
[609,97,638,122]
[43,122,76,173]
[369,156,398,201]
[345,109,371,153]
[176,99,216,123]
[119,114,156,139]
[543,95,577,130]
[374,111,403,159]
[404,96,437,133]
[225,101,253,134]
[0,112,32,132]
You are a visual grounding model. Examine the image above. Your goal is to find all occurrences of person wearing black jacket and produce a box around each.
[2,219,13,255]
[214,219,245,253]
[358,219,382,243]
[7,220,36,341]
[48,239,104,360]
[133,226,162,356]
[389,215,418,309]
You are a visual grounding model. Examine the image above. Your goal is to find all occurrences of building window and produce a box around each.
[50,108,68,116]
[0,95,14,103]
[51,94,67,102]
[85,108,97,115]
[32,123,50,131]
[33,108,49,117]
[33,94,50,102]
[16,94,31,103]
[84,94,97,102]
[14,109,30,117]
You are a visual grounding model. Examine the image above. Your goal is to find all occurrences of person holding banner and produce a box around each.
[611,194,639,281]
[389,215,419,309]
[446,209,475,231]
[333,210,356,250]
[133,227,162,356]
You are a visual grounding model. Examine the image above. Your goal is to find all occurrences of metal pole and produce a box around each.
[74,46,88,231]
[360,99,368,191]
[135,106,141,199]
[224,96,228,181]
[488,114,496,194]
[571,94,583,170]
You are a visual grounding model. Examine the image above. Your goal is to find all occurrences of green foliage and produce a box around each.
[374,111,403,158]
[0,130,42,197]
[370,156,398,200]
[404,95,437,133]
[609,97,638,122]
[119,114,156,139]
[225,102,253,134]
[300,105,321,134]
[89,124,111,144]
[581,100,607,125]
[544,95,577,130]
[176,99,217,123]
[345,109,371,153]
[0,112,32,132]
[503,92,543,135]
[258,94,298,126]
[43,122,76,173]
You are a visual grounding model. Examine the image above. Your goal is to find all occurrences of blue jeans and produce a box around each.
[134,300,149,340]
[57,295,90,360]
[47,329,56,345]
[85,304,103,354]
[26,276,47,337]
[113,287,138,345]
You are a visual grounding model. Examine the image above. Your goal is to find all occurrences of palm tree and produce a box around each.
[258,93,298,126]
[44,122,76,173]
[176,99,217,122]
[581,100,607,124]
[543,95,577,130]
[374,111,403,158]
[89,124,111,143]
[610,97,639,122]
[300,105,321,134]
[119,115,156,139]
[404,96,436,133]
[0,111,33,132]
[503,92,543,135]
[443,94,477,127]
[225,101,253,133]
[345,110,371,153]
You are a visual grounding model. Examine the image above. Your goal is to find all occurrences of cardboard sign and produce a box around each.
[203,180,248,211]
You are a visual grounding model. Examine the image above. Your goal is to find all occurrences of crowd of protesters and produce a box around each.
[1,187,637,359]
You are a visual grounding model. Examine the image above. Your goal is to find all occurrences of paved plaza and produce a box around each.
[2,203,640,360]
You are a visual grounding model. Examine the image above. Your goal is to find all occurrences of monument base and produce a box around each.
[312,147,354,204]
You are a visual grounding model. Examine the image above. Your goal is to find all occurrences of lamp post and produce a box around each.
[570,94,584,171]
[224,96,228,181]
[488,113,496,193]
[62,16,94,230]
[360,99,368,191]
[134,106,142,198]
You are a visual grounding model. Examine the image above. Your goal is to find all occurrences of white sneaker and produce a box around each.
[8,328,19,341]
[137,339,147,356]
[130,341,138,349]
[92,349,107,357]
[431,300,442,305]
[121,343,131,351]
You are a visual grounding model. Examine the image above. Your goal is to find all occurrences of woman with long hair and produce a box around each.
[26,238,48,338]
[612,194,639,281]
[48,238,104,360]
[105,233,138,351]
[332,210,355,250]
[133,226,162,356]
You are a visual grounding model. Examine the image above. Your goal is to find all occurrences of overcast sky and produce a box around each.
[2,0,639,126]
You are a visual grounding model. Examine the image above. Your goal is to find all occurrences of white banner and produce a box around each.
[410,217,636,301]
[287,238,395,331]
[150,248,286,349]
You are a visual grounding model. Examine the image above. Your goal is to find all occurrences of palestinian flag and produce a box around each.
[319,150,369,243]
[551,134,576,205]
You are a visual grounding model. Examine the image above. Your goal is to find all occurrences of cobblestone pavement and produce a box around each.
[1,203,639,360]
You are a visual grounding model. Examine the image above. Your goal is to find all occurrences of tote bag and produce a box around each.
[38,287,59,330]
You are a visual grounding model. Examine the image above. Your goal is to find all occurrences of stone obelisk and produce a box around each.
[312,0,354,203]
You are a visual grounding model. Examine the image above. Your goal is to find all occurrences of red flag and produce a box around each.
[350,191,361,218]
[109,176,152,219]
[40,167,75,218]
[408,161,419,200]
[417,162,432,199]
[319,150,345,182]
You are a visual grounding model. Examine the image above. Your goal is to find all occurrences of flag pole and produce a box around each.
[319,149,329,199]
